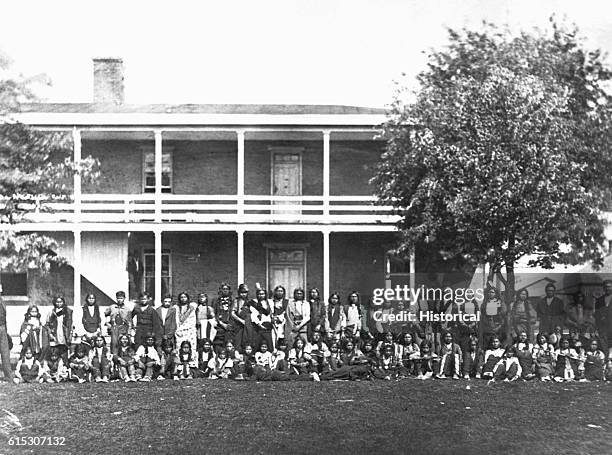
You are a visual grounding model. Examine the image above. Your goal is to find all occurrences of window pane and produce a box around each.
[0,272,27,296]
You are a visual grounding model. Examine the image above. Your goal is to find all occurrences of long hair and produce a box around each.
[23,305,40,322]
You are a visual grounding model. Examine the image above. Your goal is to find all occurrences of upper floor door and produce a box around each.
[271,150,301,214]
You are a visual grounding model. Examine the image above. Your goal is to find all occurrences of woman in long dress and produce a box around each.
[270,285,288,351]
[175,292,197,355]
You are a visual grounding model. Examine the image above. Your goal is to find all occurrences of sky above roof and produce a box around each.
[1,0,611,108]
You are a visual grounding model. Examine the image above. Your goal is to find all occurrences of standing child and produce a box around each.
[344,291,362,340]
[41,348,67,383]
[584,339,605,381]
[196,293,216,348]
[482,336,505,381]
[14,347,43,384]
[176,340,196,380]
[270,286,288,350]
[69,344,91,383]
[532,333,555,382]
[156,295,177,347]
[114,334,137,382]
[437,332,462,379]
[135,334,161,381]
[89,335,112,383]
[105,291,133,354]
[325,293,346,341]
[132,292,162,348]
[19,305,44,360]
[82,293,102,344]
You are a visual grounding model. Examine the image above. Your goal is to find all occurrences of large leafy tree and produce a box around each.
[372,20,612,309]
[0,52,98,379]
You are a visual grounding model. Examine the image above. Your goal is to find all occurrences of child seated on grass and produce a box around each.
[584,339,605,381]
[114,334,137,382]
[89,335,112,383]
[553,337,579,382]
[373,344,399,380]
[158,338,177,380]
[135,334,161,382]
[414,341,438,380]
[208,348,233,379]
[437,332,462,379]
[462,338,482,379]
[500,347,522,382]
[14,346,43,384]
[175,340,196,380]
[69,344,91,383]
[532,333,554,382]
[197,338,215,378]
[482,336,505,380]
[41,347,67,383]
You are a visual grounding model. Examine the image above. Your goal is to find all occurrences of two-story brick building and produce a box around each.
[2,58,411,336]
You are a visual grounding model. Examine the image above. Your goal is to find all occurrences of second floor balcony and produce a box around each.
[8,128,400,227]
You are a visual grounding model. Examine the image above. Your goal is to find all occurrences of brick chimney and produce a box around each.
[93,58,124,104]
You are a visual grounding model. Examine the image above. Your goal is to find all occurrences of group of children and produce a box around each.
[13,285,612,384]
[14,327,611,384]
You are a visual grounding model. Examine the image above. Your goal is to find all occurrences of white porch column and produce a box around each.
[72,128,82,222]
[154,130,163,223]
[73,228,83,337]
[322,130,330,217]
[237,229,245,285]
[237,130,245,216]
[409,247,416,291]
[154,229,162,303]
[323,229,330,299]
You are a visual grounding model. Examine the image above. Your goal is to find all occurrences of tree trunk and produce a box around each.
[505,260,516,345]
[0,300,14,381]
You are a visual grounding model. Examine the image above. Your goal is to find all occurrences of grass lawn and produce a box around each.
[0,379,610,455]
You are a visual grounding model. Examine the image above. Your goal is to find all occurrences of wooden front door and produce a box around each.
[267,248,306,294]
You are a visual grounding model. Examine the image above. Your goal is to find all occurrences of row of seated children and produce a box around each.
[14,328,610,384]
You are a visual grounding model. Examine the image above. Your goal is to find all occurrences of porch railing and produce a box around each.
[17,194,400,224]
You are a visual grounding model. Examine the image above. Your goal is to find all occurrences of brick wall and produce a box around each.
[82,140,145,194]
[330,232,397,302]
[129,232,238,299]
[330,141,384,196]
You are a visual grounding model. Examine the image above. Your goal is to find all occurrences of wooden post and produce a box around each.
[73,228,83,336]
[154,229,162,303]
[154,130,163,223]
[323,130,330,217]
[72,128,82,222]
[237,130,245,217]
[323,230,330,299]
[237,229,245,285]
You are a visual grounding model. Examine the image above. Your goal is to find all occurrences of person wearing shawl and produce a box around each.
[175,292,197,354]
[45,295,73,363]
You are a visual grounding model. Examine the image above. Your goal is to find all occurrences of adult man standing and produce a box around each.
[536,283,565,335]
[594,280,612,354]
